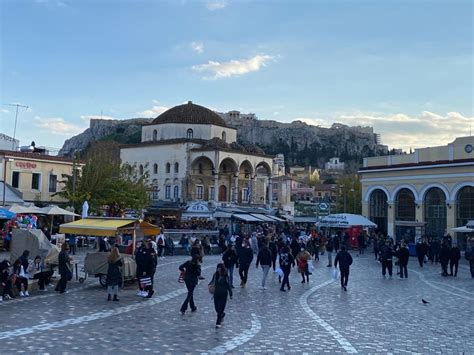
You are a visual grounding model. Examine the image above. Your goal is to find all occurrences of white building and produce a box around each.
[0,133,19,151]
[120,102,276,207]
[325,157,345,171]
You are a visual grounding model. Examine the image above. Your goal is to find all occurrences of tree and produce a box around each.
[334,174,362,214]
[56,145,149,216]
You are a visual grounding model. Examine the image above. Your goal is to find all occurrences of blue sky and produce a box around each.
[1,0,472,151]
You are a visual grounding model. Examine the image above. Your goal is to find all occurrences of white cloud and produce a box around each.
[34,117,85,136]
[190,41,204,54]
[296,111,473,151]
[80,115,115,121]
[205,0,228,10]
[192,54,274,80]
[137,105,169,118]
[1,109,9,114]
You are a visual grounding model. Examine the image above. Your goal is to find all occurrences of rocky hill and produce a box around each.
[59,114,389,172]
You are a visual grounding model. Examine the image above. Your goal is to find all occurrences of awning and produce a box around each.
[251,214,275,222]
[214,211,232,219]
[120,221,161,236]
[267,215,285,222]
[60,218,139,237]
[294,216,319,224]
[233,214,263,222]
[181,212,212,220]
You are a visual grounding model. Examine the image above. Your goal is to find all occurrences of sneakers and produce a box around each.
[24,291,29,297]
[20,291,25,297]
[137,290,147,297]
[215,324,222,328]
[145,290,154,298]
[280,288,286,292]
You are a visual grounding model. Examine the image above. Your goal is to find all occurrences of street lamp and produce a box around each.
[2,158,14,206]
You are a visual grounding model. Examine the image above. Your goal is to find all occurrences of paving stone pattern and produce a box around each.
[0,250,472,354]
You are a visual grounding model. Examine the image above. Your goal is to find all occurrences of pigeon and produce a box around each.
[422,299,429,304]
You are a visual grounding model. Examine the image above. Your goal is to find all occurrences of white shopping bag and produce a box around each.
[275,267,284,277]
[332,268,339,280]
[308,262,315,273]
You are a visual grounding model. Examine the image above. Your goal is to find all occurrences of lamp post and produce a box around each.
[350,186,355,214]
[2,158,14,206]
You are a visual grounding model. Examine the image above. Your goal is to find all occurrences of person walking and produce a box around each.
[222,244,238,288]
[296,247,312,284]
[256,243,272,290]
[334,245,353,291]
[326,236,334,267]
[439,242,450,277]
[136,239,157,298]
[465,244,474,278]
[106,246,122,301]
[211,263,233,328]
[380,241,394,279]
[237,240,253,287]
[449,244,461,277]
[268,237,278,271]
[397,242,410,279]
[179,254,201,315]
[55,243,72,294]
[279,245,294,292]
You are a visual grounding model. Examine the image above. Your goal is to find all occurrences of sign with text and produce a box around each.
[15,161,37,170]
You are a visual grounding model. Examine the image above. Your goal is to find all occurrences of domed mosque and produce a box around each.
[120,101,276,215]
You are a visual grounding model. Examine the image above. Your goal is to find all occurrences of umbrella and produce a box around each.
[6,205,29,214]
[40,205,80,234]
[451,226,474,233]
[317,213,377,228]
[0,207,15,220]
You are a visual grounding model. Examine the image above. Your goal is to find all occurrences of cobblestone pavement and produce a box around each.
[0,249,473,354]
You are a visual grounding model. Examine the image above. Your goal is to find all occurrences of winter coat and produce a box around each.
[238,247,254,266]
[106,259,123,287]
[212,273,233,297]
[256,248,272,267]
[179,260,201,285]
[397,247,410,266]
[334,250,353,270]
[326,239,334,252]
[449,247,461,262]
[222,249,238,268]
[137,246,156,273]
[439,245,450,264]
[58,251,71,276]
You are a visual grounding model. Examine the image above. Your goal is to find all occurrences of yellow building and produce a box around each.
[359,137,474,248]
[0,150,78,204]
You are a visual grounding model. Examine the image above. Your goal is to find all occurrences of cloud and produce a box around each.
[80,115,115,121]
[192,54,274,80]
[190,41,204,54]
[34,117,85,136]
[1,109,9,114]
[205,0,228,10]
[297,111,473,151]
[137,105,169,118]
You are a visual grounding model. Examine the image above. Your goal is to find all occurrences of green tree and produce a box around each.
[335,174,362,214]
[56,144,149,216]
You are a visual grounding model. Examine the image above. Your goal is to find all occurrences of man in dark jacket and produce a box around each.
[439,242,450,276]
[380,241,394,278]
[222,244,238,288]
[279,245,295,292]
[179,255,201,314]
[237,240,253,287]
[136,240,157,298]
[256,244,272,290]
[449,245,461,277]
[326,237,334,267]
[397,242,410,278]
[465,245,474,278]
[334,245,353,291]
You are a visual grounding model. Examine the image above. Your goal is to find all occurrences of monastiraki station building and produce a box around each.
[359,136,474,248]
[120,102,278,209]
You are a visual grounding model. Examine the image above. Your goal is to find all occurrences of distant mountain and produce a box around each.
[59,114,390,172]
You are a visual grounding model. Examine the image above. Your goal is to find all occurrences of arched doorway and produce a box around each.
[456,186,474,250]
[218,185,227,202]
[424,187,446,238]
[395,188,416,242]
[369,189,388,235]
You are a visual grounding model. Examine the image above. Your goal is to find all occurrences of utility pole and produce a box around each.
[5,103,29,150]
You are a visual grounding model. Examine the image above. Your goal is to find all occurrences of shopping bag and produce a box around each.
[208,275,216,294]
[332,268,339,280]
[274,267,284,277]
[140,277,152,288]
[308,262,315,273]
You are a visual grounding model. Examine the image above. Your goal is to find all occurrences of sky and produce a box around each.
[0,0,472,152]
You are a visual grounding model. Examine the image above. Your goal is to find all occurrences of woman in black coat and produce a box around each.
[55,243,71,294]
[211,263,233,328]
[106,246,123,301]
[179,255,201,315]
[397,242,410,279]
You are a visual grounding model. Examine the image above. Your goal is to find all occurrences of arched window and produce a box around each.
[174,185,179,199]
[198,163,203,174]
[174,162,179,174]
[139,165,144,176]
[186,128,193,139]
[153,129,158,141]
[369,189,388,235]
[396,188,416,221]
[424,187,446,238]
[166,163,171,174]
[153,163,158,175]
[222,131,226,142]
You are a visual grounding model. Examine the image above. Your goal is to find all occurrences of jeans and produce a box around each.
[261,265,270,288]
[382,260,393,276]
[280,266,291,290]
[107,285,118,296]
[239,263,250,285]
[327,252,333,266]
[340,267,349,287]
[214,293,228,325]
[227,265,234,287]
[400,264,408,278]
[180,282,196,312]
[449,261,459,276]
